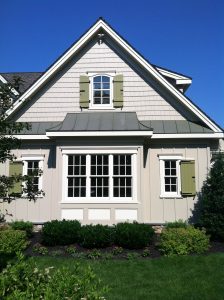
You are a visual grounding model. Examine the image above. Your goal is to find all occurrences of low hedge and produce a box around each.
[10,220,34,238]
[79,224,115,249]
[115,222,154,249]
[159,226,210,256]
[42,220,81,246]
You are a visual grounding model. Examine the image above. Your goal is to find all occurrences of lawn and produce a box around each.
[32,253,224,300]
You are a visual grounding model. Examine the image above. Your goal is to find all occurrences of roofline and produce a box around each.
[5,18,223,132]
[46,130,153,137]
[0,74,19,96]
[152,64,192,80]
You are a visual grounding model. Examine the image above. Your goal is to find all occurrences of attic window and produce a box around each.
[91,75,112,108]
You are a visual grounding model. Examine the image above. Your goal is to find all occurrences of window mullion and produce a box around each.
[109,154,113,200]
[86,154,91,198]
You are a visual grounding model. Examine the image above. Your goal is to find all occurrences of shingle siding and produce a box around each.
[15,39,185,122]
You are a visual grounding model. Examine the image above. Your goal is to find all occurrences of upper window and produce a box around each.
[90,75,113,108]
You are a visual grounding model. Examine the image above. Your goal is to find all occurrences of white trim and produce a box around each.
[152,133,224,139]
[159,156,181,198]
[156,67,192,85]
[4,19,222,132]
[46,130,153,137]
[89,74,113,109]
[60,145,140,151]
[61,148,138,203]
[7,135,49,140]
[22,155,44,192]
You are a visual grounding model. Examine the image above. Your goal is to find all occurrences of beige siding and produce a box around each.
[0,139,212,224]
[15,38,185,122]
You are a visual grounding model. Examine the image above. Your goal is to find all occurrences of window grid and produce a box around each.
[27,160,39,191]
[66,154,134,200]
[113,155,132,198]
[90,155,109,197]
[67,155,86,197]
[164,160,178,193]
[93,76,110,105]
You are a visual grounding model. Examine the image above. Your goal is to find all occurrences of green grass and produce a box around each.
[32,254,224,300]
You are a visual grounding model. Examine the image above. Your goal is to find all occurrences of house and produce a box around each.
[0,18,223,225]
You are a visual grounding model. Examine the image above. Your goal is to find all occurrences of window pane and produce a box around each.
[91,187,96,197]
[103,83,110,89]
[68,166,73,175]
[171,161,176,168]
[171,168,176,175]
[114,155,118,165]
[120,188,125,197]
[102,90,110,97]
[91,166,96,175]
[102,98,110,104]
[94,83,101,89]
[94,76,101,83]
[114,188,119,197]
[126,188,132,197]
[165,161,170,168]
[126,155,131,165]
[126,166,131,175]
[102,76,110,82]
[94,91,101,97]
[68,155,73,165]
[165,168,170,176]
[75,156,80,165]
[94,98,101,104]
[68,188,73,197]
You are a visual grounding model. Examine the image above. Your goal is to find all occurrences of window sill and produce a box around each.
[160,194,183,199]
[88,107,115,110]
[60,200,139,204]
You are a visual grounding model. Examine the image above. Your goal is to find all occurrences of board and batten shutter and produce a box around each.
[9,161,23,194]
[180,160,196,196]
[80,75,89,108]
[113,74,123,108]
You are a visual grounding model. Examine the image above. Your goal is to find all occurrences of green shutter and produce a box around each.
[80,75,89,108]
[9,161,23,195]
[113,74,123,108]
[180,160,196,196]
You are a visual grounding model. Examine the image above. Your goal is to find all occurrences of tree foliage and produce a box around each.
[0,77,44,222]
[199,152,224,240]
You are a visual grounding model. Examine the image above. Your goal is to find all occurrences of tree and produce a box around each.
[198,152,224,241]
[0,77,44,222]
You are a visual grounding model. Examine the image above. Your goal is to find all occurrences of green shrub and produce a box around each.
[32,243,49,255]
[79,224,115,249]
[165,219,188,229]
[197,153,224,241]
[115,222,154,249]
[159,226,210,256]
[10,220,33,238]
[42,219,81,246]
[0,253,108,300]
[0,229,28,255]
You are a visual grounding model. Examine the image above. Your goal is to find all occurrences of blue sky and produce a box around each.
[1,0,223,128]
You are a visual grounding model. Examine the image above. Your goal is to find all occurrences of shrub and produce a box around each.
[165,219,188,229]
[42,219,81,246]
[10,220,33,237]
[159,226,210,256]
[0,229,28,255]
[32,243,49,255]
[197,153,224,241]
[115,222,154,249]
[0,253,108,300]
[79,224,115,249]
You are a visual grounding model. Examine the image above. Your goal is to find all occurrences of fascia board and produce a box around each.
[152,133,224,139]
[46,130,153,137]
[5,19,222,132]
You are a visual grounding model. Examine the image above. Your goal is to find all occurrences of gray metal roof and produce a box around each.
[17,112,212,135]
[0,72,43,94]
[139,120,212,133]
[47,112,148,132]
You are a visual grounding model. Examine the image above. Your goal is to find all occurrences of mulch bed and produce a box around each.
[25,232,224,259]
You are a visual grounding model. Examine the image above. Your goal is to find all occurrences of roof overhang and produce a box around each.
[5,18,223,133]
[46,130,153,138]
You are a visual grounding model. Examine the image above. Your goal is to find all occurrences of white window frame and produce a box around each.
[61,148,138,203]
[159,155,182,198]
[89,73,114,109]
[21,155,44,192]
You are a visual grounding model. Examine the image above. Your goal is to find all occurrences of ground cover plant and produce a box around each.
[0,253,108,300]
[159,226,210,256]
[10,220,34,238]
[32,253,224,300]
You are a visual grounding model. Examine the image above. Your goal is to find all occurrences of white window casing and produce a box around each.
[159,155,182,198]
[21,155,44,192]
[61,148,138,203]
[89,73,114,109]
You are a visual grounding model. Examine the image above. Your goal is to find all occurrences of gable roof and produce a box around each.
[0,72,43,94]
[5,18,223,133]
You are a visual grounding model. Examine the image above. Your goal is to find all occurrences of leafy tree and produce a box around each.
[0,76,44,222]
[199,152,224,240]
